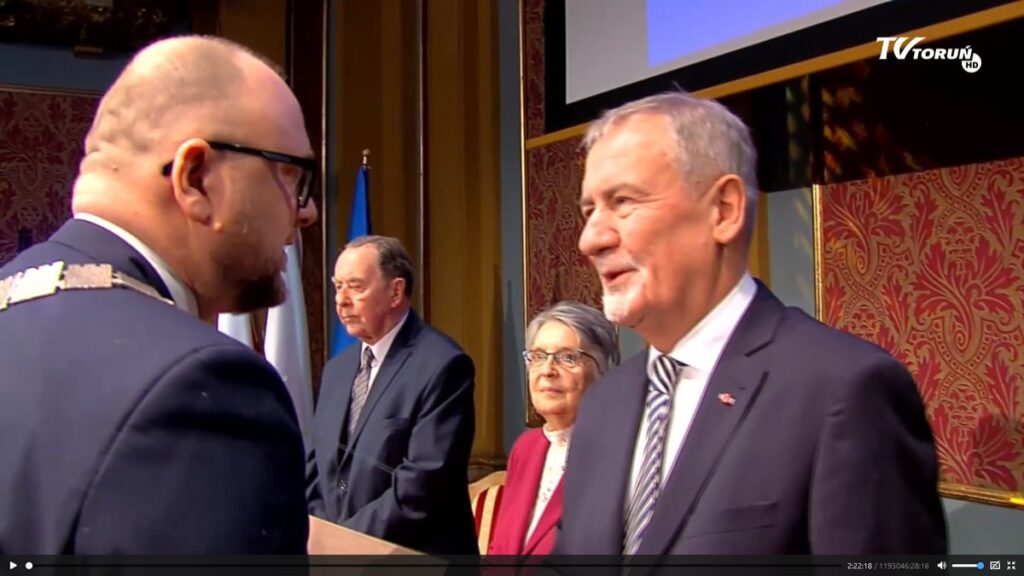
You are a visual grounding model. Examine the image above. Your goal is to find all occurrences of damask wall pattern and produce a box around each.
[522,0,600,320]
[0,88,97,267]
[525,135,601,320]
[522,0,545,139]
[819,157,1024,502]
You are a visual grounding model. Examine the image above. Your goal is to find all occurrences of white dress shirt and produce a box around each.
[526,425,572,544]
[625,273,757,510]
[74,213,198,317]
[361,310,409,390]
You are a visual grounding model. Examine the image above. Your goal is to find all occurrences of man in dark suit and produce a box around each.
[554,91,946,556]
[308,235,477,555]
[0,36,318,553]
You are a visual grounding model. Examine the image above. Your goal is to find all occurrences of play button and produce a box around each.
[9,562,16,570]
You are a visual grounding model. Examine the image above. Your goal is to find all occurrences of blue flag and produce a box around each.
[330,164,370,357]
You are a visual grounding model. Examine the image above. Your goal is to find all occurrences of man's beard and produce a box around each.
[602,270,645,326]
[234,270,287,313]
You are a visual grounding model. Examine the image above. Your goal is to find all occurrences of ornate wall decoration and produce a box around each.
[817,157,1024,506]
[522,0,545,140]
[524,135,600,320]
[0,87,98,266]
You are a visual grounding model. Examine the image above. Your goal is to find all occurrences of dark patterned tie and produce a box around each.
[347,347,375,438]
[623,354,683,555]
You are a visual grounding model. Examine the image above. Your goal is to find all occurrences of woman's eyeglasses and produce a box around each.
[522,349,596,369]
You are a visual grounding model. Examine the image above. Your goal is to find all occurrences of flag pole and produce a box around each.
[361,148,372,237]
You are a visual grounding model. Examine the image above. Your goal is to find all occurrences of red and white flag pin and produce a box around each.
[718,392,736,406]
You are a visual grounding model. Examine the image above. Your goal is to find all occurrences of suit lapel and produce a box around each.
[348,311,422,445]
[505,432,548,553]
[330,347,361,453]
[581,354,648,551]
[637,283,783,555]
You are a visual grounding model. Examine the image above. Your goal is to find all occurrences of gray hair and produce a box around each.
[345,235,414,296]
[525,300,620,376]
[583,90,759,233]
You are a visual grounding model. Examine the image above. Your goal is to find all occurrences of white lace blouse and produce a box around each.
[525,425,572,544]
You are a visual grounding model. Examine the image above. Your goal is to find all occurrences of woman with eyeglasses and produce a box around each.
[488,300,620,556]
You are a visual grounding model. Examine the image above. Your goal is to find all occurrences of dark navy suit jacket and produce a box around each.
[0,220,308,554]
[554,281,947,556]
[307,310,478,555]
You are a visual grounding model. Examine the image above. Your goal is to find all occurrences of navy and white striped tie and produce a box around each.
[347,347,375,438]
[623,354,683,555]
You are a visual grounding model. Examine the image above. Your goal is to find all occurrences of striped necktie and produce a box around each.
[623,354,683,555]
[347,347,375,438]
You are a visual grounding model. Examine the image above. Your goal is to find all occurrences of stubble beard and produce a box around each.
[234,270,287,313]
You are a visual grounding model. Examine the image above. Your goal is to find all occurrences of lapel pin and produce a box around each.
[718,392,736,406]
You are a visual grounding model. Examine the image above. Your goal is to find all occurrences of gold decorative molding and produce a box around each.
[0,83,100,98]
[941,482,1024,510]
[812,184,824,322]
[517,0,534,428]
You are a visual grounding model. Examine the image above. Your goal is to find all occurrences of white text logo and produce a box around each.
[876,37,981,73]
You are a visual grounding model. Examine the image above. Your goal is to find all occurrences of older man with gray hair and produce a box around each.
[555,90,946,557]
[308,234,477,555]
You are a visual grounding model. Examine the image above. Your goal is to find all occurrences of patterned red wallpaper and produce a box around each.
[522,0,600,320]
[0,85,328,395]
[820,157,1024,501]
[523,0,545,140]
[524,135,601,320]
[0,88,97,267]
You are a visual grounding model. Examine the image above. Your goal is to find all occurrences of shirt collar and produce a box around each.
[542,424,573,448]
[646,272,757,378]
[363,310,410,365]
[74,213,199,317]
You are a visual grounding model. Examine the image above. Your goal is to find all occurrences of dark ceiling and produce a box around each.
[0,0,189,55]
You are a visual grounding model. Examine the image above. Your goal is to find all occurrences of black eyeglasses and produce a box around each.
[522,349,596,369]
[161,140,317,210]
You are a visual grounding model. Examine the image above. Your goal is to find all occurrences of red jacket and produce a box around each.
[488,428,563,555]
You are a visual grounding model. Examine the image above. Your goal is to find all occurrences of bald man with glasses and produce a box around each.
[0,35,317,553]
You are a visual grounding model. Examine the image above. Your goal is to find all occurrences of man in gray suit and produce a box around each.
[307,235,477,555]
[554,91,946,556]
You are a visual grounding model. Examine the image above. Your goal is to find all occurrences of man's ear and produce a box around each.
[390,277,406,307]
[709,174,747,245]
[170,139,214,224]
